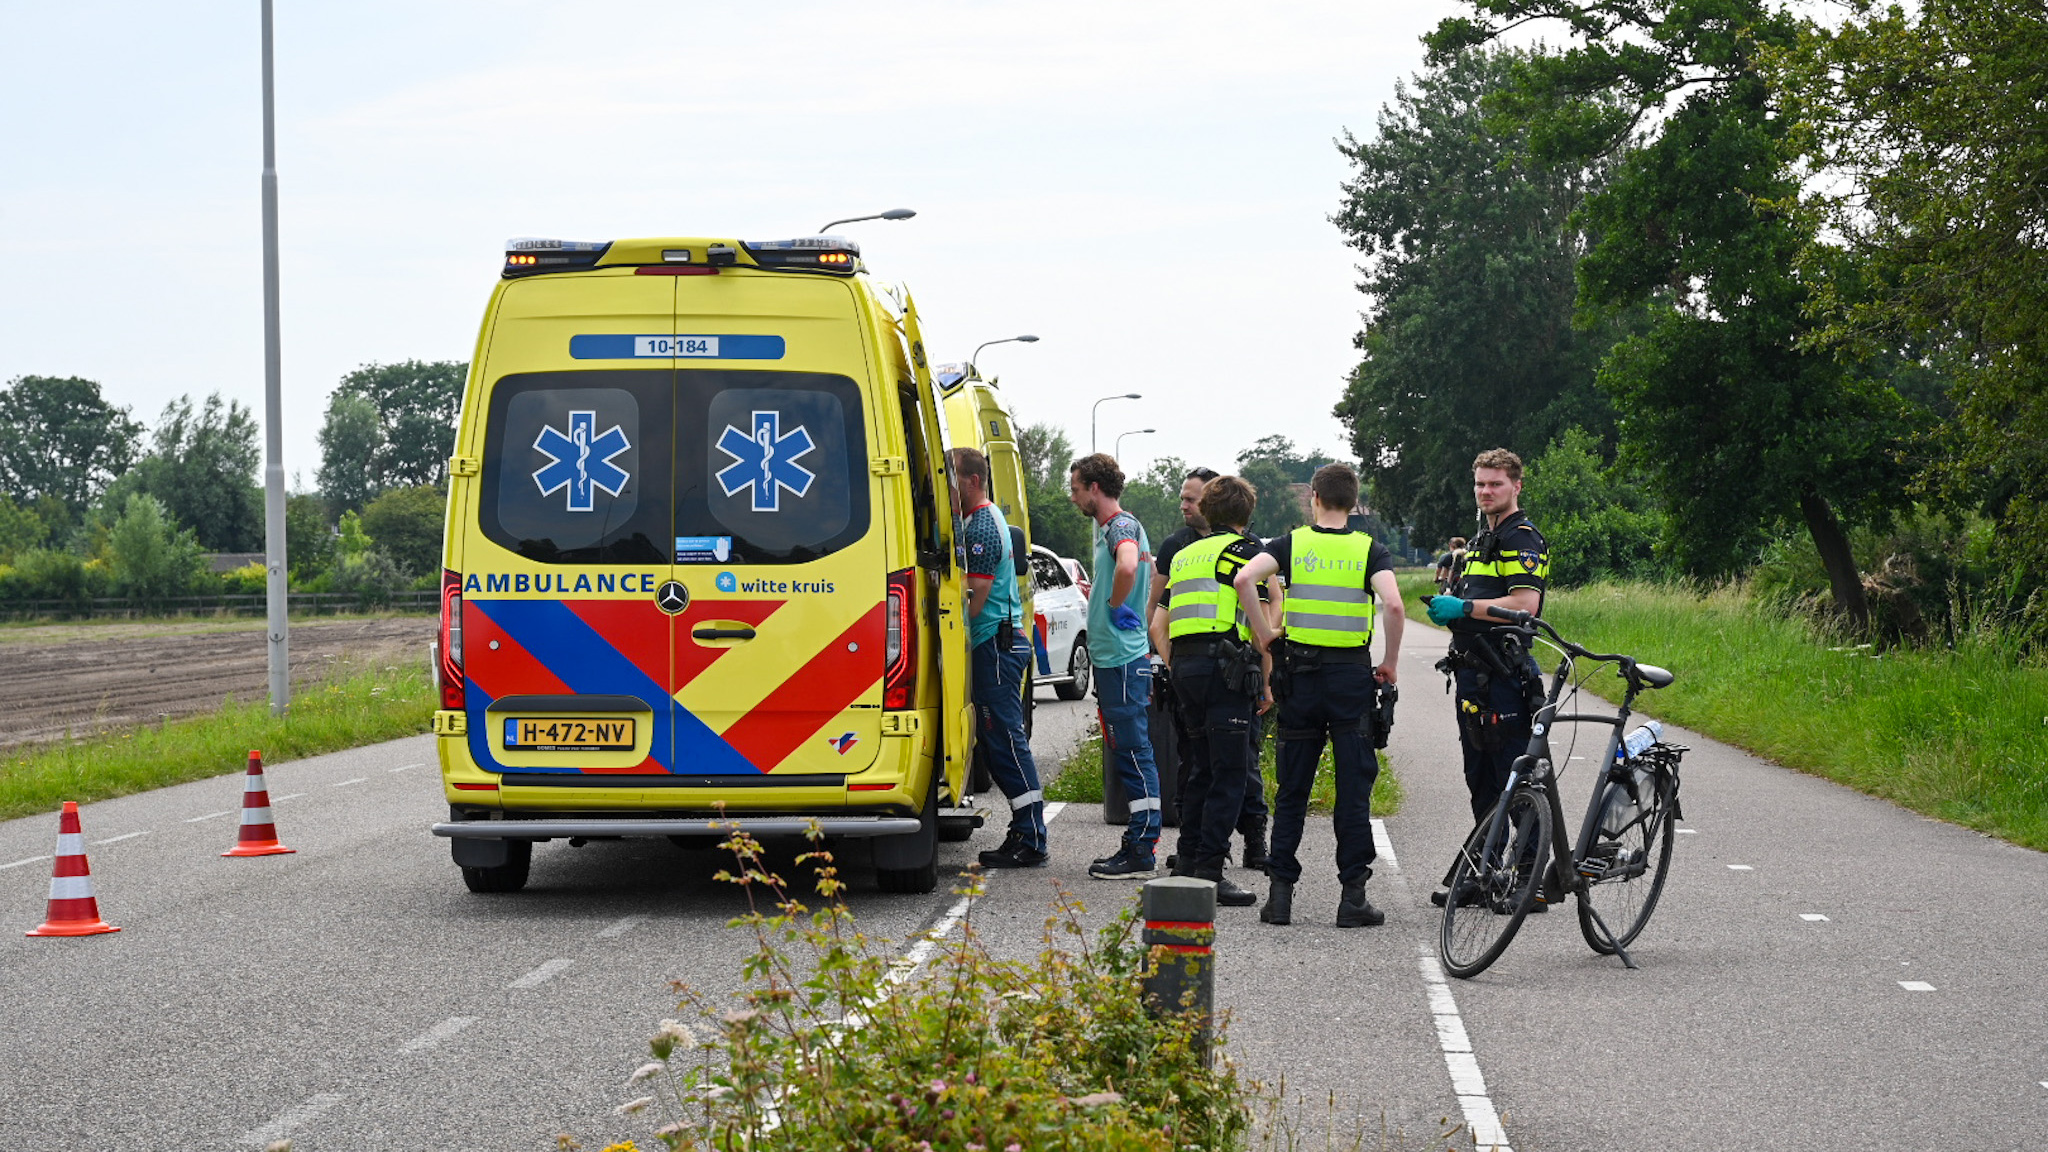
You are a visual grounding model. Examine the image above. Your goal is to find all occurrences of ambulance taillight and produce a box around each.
[883,567,916,709]
[439,569,464,709]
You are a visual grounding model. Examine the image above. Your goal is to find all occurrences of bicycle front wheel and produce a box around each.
[1578,770,1676,955]
[1440,787,1550,979]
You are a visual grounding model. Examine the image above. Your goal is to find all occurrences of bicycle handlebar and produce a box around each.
[1479,604,1658,682]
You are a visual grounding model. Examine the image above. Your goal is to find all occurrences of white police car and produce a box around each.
[1027,546,1090,701]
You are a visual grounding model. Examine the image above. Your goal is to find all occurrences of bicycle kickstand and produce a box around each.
[1581,903,1640,970]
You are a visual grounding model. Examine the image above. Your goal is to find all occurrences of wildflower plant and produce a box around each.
[618,821,1250,1151]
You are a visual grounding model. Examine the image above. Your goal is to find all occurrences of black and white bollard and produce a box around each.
[1140,875,1216,1062]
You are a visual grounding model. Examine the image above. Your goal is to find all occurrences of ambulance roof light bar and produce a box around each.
[819,207,916,232]
[741,236,863,275]
[503,237,611,277]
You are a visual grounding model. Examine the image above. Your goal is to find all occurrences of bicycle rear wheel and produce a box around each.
[1440,787,1550,979]
[1578,770,1676,955]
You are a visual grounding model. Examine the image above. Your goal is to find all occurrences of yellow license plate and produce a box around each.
[502,717,637,751]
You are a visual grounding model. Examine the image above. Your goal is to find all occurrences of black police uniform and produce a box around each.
[1445,510,1549,821]
[1157,524,1270,865]
[1165,533,1267,883]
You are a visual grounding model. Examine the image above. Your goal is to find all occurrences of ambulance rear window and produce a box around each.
[475,368,868,565]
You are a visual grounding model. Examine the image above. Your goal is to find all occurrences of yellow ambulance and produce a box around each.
[430,234,975,894]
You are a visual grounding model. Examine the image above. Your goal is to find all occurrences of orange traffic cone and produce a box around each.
[222,749,295,857]
[26,801,120,937]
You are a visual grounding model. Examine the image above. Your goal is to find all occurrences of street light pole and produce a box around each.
[1090,393,1142,454]
[260,0,289,715]
[1115,428,1157,460]
[818,208,917,233]
[969,333,1038,376]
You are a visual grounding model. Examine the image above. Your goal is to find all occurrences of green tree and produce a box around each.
[1523,427,1662,585]
[106,493,208,608]
[1332,48,1622,547]
[1015,422,1092,560]
[317,392,386,515]
[1235,437,1331,539]
[1782,0,2048,638]
[319,360,467,513]
[115,393,263,551]
[0,375,144,516]
[360,485,446,578]
[286,493,335,582]
[1119,456,1189,549]
[1429,1,1926,629]
[0,496,48,564]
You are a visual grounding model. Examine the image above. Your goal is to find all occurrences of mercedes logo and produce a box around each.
[655,580,690,615]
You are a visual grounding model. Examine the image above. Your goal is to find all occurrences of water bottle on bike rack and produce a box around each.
[1600,720,1663,836]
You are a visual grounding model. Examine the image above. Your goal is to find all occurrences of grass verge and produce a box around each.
[1401,571,2048,852]
[1047,720,1404,817]
[0,656,434,822]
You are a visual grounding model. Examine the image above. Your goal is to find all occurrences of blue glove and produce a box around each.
[1425,595,1471,627]
[1109,605,1145,631]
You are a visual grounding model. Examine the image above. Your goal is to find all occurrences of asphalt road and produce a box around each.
[2,635,2044,1150]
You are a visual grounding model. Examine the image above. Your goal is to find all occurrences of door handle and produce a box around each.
[692,626,757,640]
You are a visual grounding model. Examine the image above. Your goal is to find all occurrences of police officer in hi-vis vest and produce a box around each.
[1425,448,1549,908]
[1233,463,1405,927]
[1159,475,1269,908]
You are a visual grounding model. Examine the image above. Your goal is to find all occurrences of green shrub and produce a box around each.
[106,493,209,607]
[609,830,1248,1151]
[220,560,269,596]
[359,484,445,578]
[1522,427,1663,587]
[328,548,410,608]
[2,546,91,606]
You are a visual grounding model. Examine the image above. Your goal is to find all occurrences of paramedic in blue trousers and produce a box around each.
[950,447,1049,869]
[1067,453,1162,880]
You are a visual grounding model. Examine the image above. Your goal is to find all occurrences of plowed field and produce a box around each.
[0,616,433,749]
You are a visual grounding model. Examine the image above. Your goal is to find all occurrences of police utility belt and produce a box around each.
[1274,638,1376,668]
[1168,635,1263,696]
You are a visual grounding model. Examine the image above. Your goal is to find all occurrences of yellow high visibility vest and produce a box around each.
[1166,532,1249,642]
[1282,527,1375,648]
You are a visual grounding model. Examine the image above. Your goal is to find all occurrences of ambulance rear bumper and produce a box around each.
[432,816,924,840]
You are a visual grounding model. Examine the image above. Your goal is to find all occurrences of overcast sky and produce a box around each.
[3,0,1464,490]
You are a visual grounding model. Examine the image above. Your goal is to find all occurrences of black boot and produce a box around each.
[1260,879,1294,925]
[1335,879,1385,928]
[1214,874,1258,907]
[1239,829,1270,874]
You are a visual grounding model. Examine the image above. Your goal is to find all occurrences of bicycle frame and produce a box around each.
[1472,630,1649,967]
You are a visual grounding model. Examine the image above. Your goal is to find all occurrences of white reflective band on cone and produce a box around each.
[241,807,275,824]
[1128,797,1162,812]
[56,833,84,855]
[244,775,268,792]
[48,875,95,900]
[1009,789,1044,810]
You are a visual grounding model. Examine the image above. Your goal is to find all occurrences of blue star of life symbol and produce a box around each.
[532,410,631,513]
[715,410,815,513]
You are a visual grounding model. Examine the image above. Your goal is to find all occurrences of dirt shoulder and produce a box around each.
[0,616,434,749]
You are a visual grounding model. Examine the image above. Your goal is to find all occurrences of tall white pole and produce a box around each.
[261,0,289,714]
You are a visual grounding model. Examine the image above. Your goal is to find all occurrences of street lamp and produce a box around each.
[1114,428,1157,460]
[818,207,917,233]
[1091,393,1142,454]
[969,334,1038,376]
[259,0,289,715]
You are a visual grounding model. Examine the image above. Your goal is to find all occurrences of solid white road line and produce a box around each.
[92,831,150,845]
[1369,818,1400,870]
[507,959,575,989]
[183,809,236,823]
[333,778,367,787]
[1800,914,1830,922]
[1,855,51,871]
[400,1016,478,1053]
[888,801,1069,987]
[1419,952,1514,1152]
[240,1092,345,1147]
[1899,981,1936,992]
[595,914,650,939]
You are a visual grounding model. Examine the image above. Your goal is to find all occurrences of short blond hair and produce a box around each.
[1472,448,1523,482]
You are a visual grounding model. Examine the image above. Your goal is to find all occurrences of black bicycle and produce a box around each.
[1437,608,1688,979]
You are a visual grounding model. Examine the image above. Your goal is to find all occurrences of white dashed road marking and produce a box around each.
[1419,952,1513,1152]
[1676,828,1698,835]
[1370,818,1399,869]
[2,855,51,871]
[400,1016,478,1053]
[1899,981,1936,992]
[241,1092,345,1147]
[390,762,423,772]
[507,959,575,989]
[1801,914,1829,922]
[595,915,649,939]
[93,831,149,845]
[1727,864,1754,870]
[271,793,305,803]
[887,802,1068,987]
[333,778,367,788]
[183,809,235,823]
